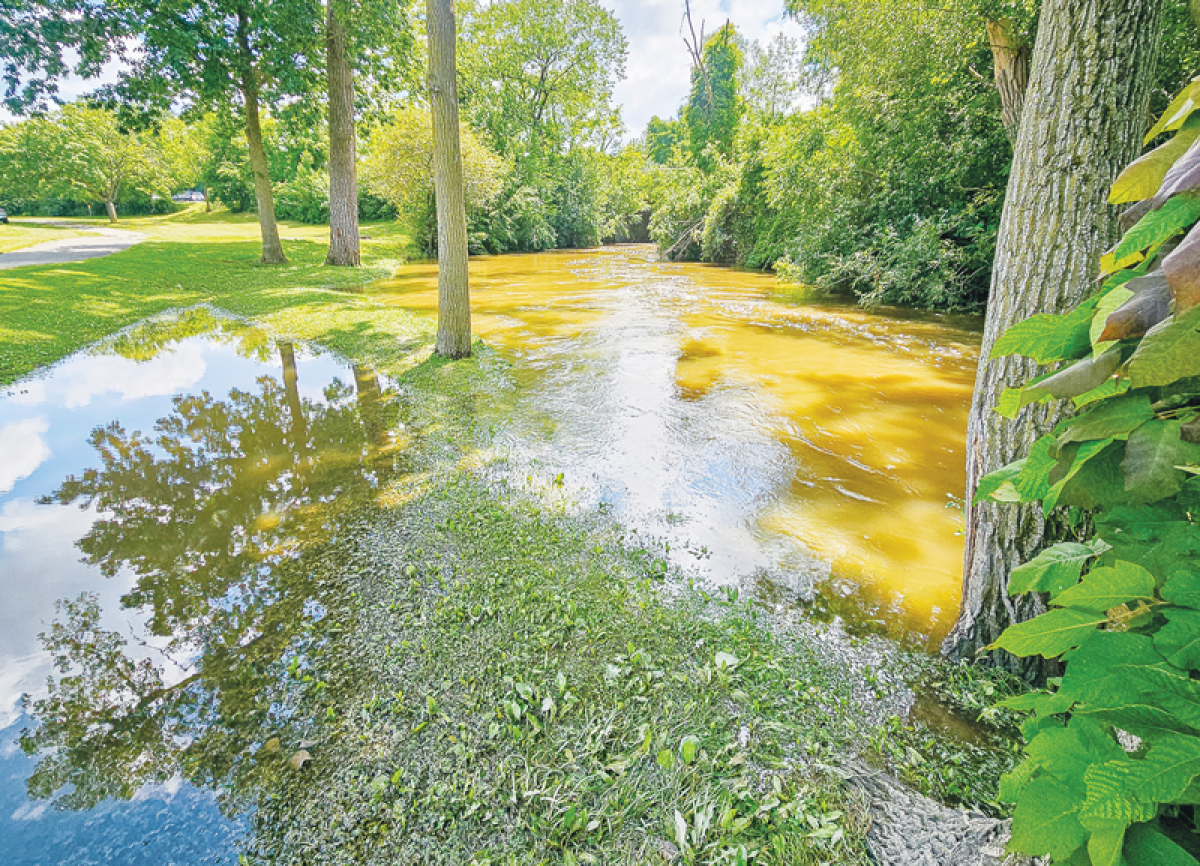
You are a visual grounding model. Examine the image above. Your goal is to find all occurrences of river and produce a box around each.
[374,246,981,642]
[0,246,981,862]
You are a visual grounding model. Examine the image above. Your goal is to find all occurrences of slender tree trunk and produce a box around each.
[426,0,471,359]
[237,16,287,265]
[104,200,118,224]
[945,0,1165,676]
[325,0,360,267]
[985,18,1031,144]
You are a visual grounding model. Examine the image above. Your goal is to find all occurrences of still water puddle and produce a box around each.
[0,312,406,864]
[376,246,981,641]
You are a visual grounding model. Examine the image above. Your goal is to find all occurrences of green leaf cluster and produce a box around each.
[981,81,1200,865]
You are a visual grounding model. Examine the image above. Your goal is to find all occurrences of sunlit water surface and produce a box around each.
[374,246,981,642]
[0,246,981,862]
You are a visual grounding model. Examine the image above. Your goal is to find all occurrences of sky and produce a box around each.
[609,0,804,135]
[1,1,805,136]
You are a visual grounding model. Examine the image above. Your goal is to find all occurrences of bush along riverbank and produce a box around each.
[10,294,1024,863]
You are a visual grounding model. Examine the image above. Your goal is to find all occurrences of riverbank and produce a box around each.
[1,213,1024,864]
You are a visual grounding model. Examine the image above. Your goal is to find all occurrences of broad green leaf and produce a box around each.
[991,299,1099,363]
[1026,718,1124,790]
[996,383,1052,418]
[974,458,1026,503]
[1111,113,1200,202]
[1053,440,1128,513]
[998,756,1039,802]
[1124,733,1200,802]
[1154,609,1200,670]
[1045,438,1119,512]
[1086,823,1127,866]
[1091,284,1136,349]
[1123,420,1200,503]
[1128,305,1200,388]
[1008,773,1089,860]
[1125,824,1200,866]
[1008,540,1110,596]
[1145,77,1200,144]
[1058,394,1154,446]
[999,689,1076,715]
[975,436,1057,504]
[1051,561,1156,612]
[1081,761,1158,824]
[1073,377,1132,410]
[1163,572,1200,610]
[679,735,699,765]
[991,608,1104,659]
[1114,194,1200,260]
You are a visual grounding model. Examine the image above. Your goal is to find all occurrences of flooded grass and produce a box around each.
[0,220,1024,863]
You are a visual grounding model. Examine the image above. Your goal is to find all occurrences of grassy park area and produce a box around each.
[0,208,418,384]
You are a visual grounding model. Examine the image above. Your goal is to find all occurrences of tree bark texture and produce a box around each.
[945,0,1165,675]
[985,19,1031,144]
[237,17,288,265]
[426,0,472,359]
[104,199,118,224]
[325,0,361,267]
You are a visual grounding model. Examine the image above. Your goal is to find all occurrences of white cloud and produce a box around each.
[0,418,51,495]
[60,342,207,409]
[608,0,805,136]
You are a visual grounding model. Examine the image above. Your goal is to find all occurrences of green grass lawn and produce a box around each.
[0,219,88,254]
[0,207,421,385]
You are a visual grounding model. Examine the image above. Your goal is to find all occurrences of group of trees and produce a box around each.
[643,0,1200,312]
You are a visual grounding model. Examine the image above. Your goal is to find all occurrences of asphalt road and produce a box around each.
[0,226,147,270]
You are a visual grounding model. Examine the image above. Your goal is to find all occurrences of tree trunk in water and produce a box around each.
[426,0,471,359]
[237,18,287,266]
[325,0,360,267]
[279,341,308,446]
[104,200,118,224]
[944,0,1165,677]
[985,19,1031,144]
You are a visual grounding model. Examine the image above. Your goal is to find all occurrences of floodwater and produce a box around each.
[0,313,405,863]
[374,246,981,642]
[0,247,980,861]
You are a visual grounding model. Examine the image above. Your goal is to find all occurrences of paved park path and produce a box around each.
[0,223,148,270]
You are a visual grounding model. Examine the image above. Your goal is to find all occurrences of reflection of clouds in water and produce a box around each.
[6,343,209,410]
[0,499,147,723]
[0,654,44,731]
[62,343,207,409]
[0,418,51,495]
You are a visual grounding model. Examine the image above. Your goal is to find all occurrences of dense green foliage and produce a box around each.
[976,81,1200,864]
[645,0,1200,312]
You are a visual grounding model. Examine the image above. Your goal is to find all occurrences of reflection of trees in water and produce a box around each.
[23,341,405,815]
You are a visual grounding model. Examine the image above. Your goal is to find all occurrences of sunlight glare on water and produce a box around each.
[374,246,982,644]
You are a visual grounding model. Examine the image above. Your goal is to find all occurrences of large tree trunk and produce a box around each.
[104,200,118,224]
[985,18,1031,144]
[237,15,287,266]
[944,0,1165,676]
[426,0,471,359]
[325,0,360,267]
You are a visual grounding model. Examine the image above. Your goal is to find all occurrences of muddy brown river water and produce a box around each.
[374,245,983,644]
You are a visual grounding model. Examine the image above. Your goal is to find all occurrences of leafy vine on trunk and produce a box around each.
[978,78,1200,864]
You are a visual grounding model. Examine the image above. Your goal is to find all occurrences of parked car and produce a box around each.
[0,207,8,224]
[171,190,206,203]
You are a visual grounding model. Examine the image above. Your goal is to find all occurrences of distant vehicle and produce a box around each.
[171,190,206,203]
[0,207,7,224]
